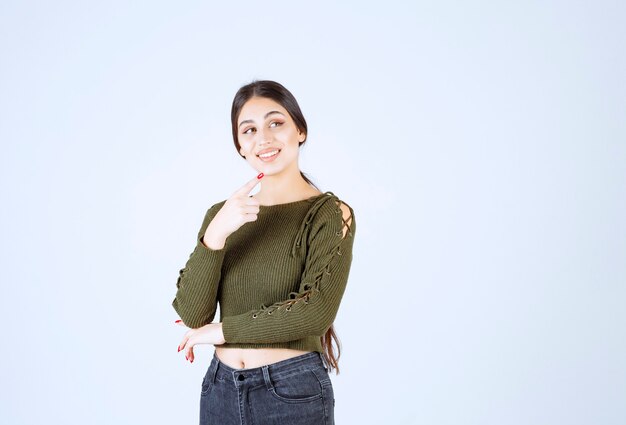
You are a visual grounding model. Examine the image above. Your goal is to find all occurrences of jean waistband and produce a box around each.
[207,351,326,387]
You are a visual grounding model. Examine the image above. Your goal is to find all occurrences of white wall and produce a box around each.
[1,1,624,424]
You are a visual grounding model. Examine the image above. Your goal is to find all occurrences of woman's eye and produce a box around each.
[242,122,281,134]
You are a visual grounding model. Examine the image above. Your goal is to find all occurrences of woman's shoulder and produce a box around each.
[209,199,227,210]
[309,191,355,238]
[319,191,355,214]
[200,199,227,222]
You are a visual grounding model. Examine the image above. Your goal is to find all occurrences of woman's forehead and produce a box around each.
[239,97,287,120]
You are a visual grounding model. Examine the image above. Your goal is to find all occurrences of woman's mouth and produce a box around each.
[257,149,281,162]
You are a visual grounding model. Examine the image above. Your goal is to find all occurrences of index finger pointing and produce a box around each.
[233,173,264,196]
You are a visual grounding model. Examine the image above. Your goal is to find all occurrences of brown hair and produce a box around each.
[230,79,342,374]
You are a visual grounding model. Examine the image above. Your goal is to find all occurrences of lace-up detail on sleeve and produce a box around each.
[221,194,356,344]
[251,286,318,317]
[253,194,353,317]
[291,191,335,257]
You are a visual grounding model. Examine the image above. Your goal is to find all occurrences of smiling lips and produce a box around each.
[257,148,281,162]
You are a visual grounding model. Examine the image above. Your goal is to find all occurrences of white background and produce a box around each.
[1,1,624,424]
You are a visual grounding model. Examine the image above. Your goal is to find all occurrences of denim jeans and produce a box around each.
[199,351,335,425]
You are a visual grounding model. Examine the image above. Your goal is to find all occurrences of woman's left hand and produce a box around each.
[175,321,225,363]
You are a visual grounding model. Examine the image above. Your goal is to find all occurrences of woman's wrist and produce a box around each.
[202,233,227,250]
[214,322,226,345]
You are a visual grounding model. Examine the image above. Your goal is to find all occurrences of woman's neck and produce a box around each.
[254,169,321,206]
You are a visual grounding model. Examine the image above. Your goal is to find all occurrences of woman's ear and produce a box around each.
[298,130,306,143]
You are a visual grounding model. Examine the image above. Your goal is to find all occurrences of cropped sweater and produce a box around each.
[171,191,356,354]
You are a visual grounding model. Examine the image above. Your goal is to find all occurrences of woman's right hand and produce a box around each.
[202,173,264,250]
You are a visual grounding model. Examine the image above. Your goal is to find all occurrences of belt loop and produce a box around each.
[208,355,219,384]
[261,365,274,391]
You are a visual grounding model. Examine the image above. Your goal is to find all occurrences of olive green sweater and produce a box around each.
[171,191,356,353]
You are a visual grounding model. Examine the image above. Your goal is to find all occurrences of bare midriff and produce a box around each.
[215,347,311,369]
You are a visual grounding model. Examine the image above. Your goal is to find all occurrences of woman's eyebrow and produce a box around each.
[238,111,285,128]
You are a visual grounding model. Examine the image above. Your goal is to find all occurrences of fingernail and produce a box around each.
[177,346,181,352]
[175,319,182,323]
[257,172,264,179]
[190,358,194,363]
[185,355,188,361]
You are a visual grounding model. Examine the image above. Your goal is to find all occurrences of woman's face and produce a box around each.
[236,96,306,176]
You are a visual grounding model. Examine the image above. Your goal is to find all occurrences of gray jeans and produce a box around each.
[199,351,335,425]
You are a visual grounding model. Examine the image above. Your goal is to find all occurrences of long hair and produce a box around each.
[230,79,342,374]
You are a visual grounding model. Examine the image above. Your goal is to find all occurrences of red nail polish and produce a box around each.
[257,172,264,179]
[185,355,188,360]
[177,346,181,352]
[175,319,182,323]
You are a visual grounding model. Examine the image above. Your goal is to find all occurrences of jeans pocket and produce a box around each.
[268,369,324,404]
[200,369,214,396]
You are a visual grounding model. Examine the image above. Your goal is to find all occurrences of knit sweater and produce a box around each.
[171,191,356,353]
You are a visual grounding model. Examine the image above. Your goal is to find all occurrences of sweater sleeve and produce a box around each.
[171,201,226,329]
[221,198,356,343]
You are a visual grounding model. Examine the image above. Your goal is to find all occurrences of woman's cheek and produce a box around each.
[239,140,254,156]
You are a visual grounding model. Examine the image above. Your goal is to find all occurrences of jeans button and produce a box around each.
[238,374,245,381]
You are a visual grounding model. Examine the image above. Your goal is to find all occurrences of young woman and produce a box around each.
[172,80,356,425]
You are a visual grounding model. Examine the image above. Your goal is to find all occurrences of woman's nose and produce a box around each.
[257,129,272,145]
